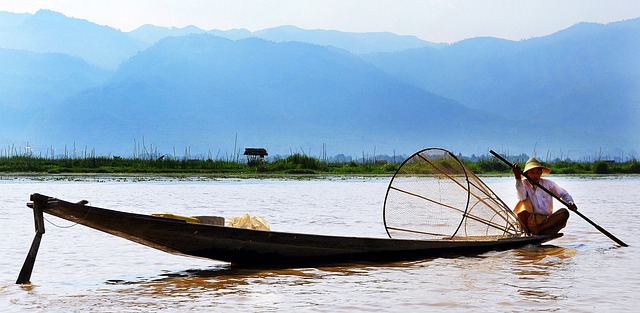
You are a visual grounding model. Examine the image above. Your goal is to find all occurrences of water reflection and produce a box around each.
[508,244,577,304]
[107,259,428,288]
[513,245,576,271]
[109,265,318,290]
[96,261,432,311]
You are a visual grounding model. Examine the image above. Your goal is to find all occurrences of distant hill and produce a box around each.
[0,10,637,159]
[127,24,441,54]
[0,48,110,142]
[0,10,145,69]
[0,11,29,28]
[252,25,443,54]
[128,24,208,45]
[27,35,520,157]
[0,10,441,67]
[363,19,640,151]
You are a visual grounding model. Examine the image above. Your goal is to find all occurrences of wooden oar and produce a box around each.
[490,150,628,247]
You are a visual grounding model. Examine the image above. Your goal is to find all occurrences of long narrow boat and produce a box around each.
[17,148,562,283]
[26,193,560,267]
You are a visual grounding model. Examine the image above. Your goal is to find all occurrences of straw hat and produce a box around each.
[523,157,551,175]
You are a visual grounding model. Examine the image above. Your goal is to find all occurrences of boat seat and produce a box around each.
[151,213,225,226]
[194,215,225,226]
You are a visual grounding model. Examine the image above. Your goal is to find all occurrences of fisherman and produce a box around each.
[511,157,577,235]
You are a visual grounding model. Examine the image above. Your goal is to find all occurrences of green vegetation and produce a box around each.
[463,157,640,175]
[0,154,639,176]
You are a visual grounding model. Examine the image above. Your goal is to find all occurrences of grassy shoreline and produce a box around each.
[1,153,639,176]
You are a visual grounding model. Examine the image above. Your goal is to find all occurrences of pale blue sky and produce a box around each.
[1,0,639,43]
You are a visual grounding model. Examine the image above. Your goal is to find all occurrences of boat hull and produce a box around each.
[28,193,562,267]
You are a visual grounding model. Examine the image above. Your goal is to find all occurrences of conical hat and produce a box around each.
[523,157,551,175]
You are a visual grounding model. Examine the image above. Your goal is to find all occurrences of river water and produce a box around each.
[0,175,638,312]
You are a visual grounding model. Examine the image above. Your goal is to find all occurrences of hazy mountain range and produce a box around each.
[1,10,638,160]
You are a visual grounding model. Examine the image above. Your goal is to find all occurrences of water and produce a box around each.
[1,175,638,312]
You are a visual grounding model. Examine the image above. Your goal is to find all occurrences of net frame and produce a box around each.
[383,148,524,240]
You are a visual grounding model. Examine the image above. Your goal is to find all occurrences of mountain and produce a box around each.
[128,24,208,45]
[26,35,526,157]
[0,10,145,69]
[0,11,30,28]
[126,24,441,55]
[363,19,640,152]
[0,10,440,70]
[252,25,443,54]
[208,28,254,41]
[1,10,637,158]
[0,48,111,142]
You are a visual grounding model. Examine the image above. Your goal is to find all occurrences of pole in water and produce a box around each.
[16,194,47,284]
[16,233,43,284]
[489,150,628,247]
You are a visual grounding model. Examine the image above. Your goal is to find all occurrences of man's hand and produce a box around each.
[568,203,578,211]
[512,163,522,180]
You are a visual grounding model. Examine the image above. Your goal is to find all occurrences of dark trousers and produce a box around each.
[517,208,570,235]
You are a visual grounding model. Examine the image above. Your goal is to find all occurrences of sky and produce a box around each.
[0,0,639,43]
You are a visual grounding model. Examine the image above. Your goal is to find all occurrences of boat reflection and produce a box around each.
[105,259,431,297]
[508,244,577,303]
[513,245,576,271]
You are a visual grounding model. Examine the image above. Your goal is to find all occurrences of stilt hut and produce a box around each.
[244,148,268,164]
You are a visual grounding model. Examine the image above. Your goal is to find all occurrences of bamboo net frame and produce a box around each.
[383,148,524,240]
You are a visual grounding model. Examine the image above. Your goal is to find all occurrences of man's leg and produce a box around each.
[516,210,532,234]
[537,208,570,235]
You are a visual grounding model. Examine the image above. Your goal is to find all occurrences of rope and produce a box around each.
[44,201,93,229]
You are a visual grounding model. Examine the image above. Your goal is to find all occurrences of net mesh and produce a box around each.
[383,148,523,240]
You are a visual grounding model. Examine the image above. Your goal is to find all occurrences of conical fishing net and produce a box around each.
[383,148,524,240]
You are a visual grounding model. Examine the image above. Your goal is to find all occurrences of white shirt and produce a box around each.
[515,178,574,215]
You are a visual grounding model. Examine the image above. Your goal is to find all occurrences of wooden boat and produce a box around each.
[17,149,564,284]
[23,193,560,268]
